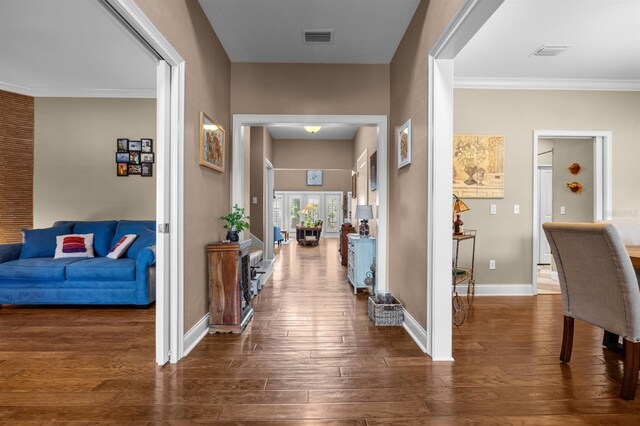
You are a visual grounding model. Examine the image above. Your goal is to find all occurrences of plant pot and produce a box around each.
[226,230,239,242]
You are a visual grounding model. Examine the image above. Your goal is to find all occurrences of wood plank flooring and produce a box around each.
[1,239,640,423]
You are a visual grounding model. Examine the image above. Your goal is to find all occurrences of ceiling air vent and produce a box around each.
[530,44,572,57]
[303,30,334,44]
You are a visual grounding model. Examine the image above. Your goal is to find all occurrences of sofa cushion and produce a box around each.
[110,220,156,248]
[54,221,118,257]
[0,257,85,281]
[126,227,156,260]
[65,257,136,281]
[20,224,74,259]
[107,234,137,259]
[54,234,95,259]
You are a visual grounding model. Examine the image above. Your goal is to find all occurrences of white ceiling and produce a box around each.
[267,124,360,140]
[0,0,156,97]
[198,0,420,64]
[454,0,640,90]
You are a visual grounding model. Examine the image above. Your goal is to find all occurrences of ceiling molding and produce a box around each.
[454,77,640,92]
[0,80,155,98]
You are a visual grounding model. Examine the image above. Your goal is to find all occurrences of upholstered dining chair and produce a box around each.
[543,222,640,400]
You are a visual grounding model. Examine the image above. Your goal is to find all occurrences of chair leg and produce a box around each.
[560,315,574,363]
[621,340,640,400]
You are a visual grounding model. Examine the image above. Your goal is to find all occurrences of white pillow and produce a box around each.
[54,234,95,259]
[107,234,137,259]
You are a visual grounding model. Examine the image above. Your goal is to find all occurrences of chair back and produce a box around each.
[543,222,640,341]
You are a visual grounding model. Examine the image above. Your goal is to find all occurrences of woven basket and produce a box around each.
[368,294,403,326]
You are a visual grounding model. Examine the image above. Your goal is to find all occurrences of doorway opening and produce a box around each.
[531,131,612,295]
[233,115,389,295]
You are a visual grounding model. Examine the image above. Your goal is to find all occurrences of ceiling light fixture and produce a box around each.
[304,126,322,134]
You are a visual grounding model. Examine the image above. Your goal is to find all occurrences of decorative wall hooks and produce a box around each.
[568,163,581,175]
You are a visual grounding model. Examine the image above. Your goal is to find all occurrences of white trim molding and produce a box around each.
[0,81,156,98]
[455,77,640,92]
[402,308,430,356]
[427,0,504,361]
[456,283,534,297]
[183,314,210,357]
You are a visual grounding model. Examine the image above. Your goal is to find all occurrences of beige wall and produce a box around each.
[134,0,231,332]
[454,89,640,286]
[550,138,594,223]
[275,169,351,192]
[352,127,378,236]
[272,138,353,193]
[273,139,354,170]
[231,63,389,116]
[33,98,155,228]
[389,0,464,328]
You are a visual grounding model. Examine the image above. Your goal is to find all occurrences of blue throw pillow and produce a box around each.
[20,224,74,259]
[111,220,156,248]
[126,227,156,260]
[72,221,118,257]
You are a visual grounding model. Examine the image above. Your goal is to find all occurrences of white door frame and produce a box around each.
[265,159,274,259]
[104,0,185,364]
[427,0,503,361]
[531,130,612,294]
[233,115,388,294]
[536,165,553,265]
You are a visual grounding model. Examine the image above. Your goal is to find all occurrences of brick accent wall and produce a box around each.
[0,90,34,243]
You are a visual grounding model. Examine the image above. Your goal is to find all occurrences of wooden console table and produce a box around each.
[206,240,253,333]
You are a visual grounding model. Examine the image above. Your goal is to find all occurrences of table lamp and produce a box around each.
[355,205,373,238]
[452,194,470,235]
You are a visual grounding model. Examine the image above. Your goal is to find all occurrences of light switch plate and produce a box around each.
[489,260,496,270]
[252,197,258,204]
[513,205,520,214]
[560,206,566,215]
[490,204,497,215]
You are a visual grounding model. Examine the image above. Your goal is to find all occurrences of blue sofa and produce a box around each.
[0,220,156,306]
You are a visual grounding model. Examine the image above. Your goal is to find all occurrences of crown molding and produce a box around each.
[0,80,155,98]
[454,77,640,92]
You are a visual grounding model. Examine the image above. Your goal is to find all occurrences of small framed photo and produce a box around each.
[351,173,357,198]
[116,152,129,163]
[117,138,129,152]
[129,151,141,164]
[370,151,378,191]
[397,118,412,169]
[128,140,142,151]
[141,138,153,153]
[117,163,128,176]
[141,153,154,163]
[141,164,153,177]
[128,164,142,175]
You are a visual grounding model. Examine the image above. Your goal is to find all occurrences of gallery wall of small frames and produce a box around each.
[116,138,154,177]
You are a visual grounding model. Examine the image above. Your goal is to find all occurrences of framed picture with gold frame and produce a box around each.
[199,112,225,173]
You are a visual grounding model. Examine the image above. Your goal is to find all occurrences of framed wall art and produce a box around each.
[351,173,357,198]
[141,138,153,153]
[128,140,142,151]
[117,138,129,152]
[453,134,505,198]
[117,163,128,176]
[370,151,378,191]
[397,118,412,169]
[199,112,225,173]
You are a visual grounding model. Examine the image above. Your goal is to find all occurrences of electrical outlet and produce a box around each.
[513,204,520,214]
[560,206,566,215]
[490,204,497,215]
[489,260,496,270]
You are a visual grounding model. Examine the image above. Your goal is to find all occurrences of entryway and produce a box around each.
[531,131,612,295]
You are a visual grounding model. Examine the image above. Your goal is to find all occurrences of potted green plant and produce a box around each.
[219,204,250,242]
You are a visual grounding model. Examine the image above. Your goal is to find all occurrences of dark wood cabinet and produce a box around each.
[206,240,253,333]
[339,223,356,266]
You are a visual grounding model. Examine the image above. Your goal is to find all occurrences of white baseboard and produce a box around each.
[402,308,428,353]
[183,313,209,357]
[456,283,534,296]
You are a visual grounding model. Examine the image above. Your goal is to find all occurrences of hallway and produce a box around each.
[1,239,640,422]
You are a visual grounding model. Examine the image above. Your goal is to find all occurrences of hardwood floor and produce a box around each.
[1,238,640,423]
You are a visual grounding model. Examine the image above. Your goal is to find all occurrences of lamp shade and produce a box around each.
[452,194,470,214]
[355,205,373,220]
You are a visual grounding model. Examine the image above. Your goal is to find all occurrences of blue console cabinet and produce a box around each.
[347,234,376,294]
